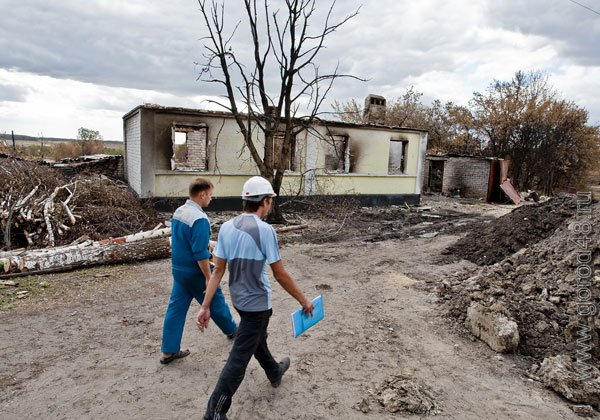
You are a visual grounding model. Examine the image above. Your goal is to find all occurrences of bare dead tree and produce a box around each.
[196,0,361,221]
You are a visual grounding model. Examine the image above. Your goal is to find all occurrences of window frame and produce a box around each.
[388,139,409,174]
[171,123,209,172]
[324,134,350,173]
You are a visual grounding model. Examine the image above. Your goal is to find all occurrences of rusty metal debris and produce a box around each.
[500,179,522,204]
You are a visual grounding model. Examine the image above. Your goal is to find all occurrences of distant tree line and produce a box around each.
[333,71,600,195]
[0,127,123,160]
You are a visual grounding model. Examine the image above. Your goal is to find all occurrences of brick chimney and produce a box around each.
[363,94,386,124]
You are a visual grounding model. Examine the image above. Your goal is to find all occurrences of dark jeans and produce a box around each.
[205,308,280,419]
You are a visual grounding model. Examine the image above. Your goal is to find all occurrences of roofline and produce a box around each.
[426,153,503,160]
[122,104,428,133]
[122,104,235,120]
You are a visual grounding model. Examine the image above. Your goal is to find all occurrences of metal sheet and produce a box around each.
[500,160,510,182]
[500,179,522,204]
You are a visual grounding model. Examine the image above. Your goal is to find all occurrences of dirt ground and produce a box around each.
[0,196,585,419]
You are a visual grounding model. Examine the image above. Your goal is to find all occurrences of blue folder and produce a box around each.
[291,294,324,338]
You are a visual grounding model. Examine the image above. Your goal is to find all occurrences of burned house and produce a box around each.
[423,154,509,202]
[122,103,428,209]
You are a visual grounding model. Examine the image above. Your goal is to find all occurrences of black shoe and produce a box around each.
[270,357,290,388]
[204,414,228,420]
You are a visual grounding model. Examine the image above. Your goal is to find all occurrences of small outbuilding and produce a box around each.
[423,154,509,202]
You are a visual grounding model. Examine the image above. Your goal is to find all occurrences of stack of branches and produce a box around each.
[0,157,163,251]
[70,177,163,242]
[1,158,73,249]
[281,195,362,243]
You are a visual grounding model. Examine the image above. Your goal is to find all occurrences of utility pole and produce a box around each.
[39,132,45,159]
[11,130,15,151]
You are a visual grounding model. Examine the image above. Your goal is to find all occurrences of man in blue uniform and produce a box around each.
[160,178,237,365]
[197,176,314,420]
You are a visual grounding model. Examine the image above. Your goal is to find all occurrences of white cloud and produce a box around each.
[0,0,598,138]
[0,69,222,139]
[551,65,600,125]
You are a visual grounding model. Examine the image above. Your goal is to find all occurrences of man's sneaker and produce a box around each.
[270,357,290,388]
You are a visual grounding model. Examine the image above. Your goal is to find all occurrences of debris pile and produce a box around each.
[441,197,599,360]
[53,155,124,180]
[440,195,599,407]
[444,195,578,265]
[533,355,600,410]
[280,197,481,245]
[0,157,162,250]
[355,374,439,415]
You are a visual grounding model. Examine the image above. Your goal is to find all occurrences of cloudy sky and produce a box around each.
[1,0,599,140]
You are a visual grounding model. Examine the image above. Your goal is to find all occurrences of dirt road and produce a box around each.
[0,200,581,419]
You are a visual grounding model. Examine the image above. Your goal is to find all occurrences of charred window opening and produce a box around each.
[324,135,350,173]
[273,132,297,171]
[428,160,444,192]
[388,139,409,174]
[171,124,208,171]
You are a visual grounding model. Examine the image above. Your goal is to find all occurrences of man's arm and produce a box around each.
[196,257,227,331]
[190,217,212,283]
[197,258,212,285]
[270,260,314,315]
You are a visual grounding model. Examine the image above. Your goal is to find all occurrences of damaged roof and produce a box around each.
[122,103,428,134]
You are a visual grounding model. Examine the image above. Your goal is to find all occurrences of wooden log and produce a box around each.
[125,227,171,243]
[275,224,309,233]
[0,248,26,258]
[0,234,171,278]
[42,194,55,246]
[39,182,78,246]
[4,203,14,250]
[15,186,39,208]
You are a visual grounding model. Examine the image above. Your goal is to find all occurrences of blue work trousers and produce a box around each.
[161,269,236,354]
[204,308,279,419]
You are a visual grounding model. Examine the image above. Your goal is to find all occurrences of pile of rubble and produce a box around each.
[355,374,439,416]
[439,194,600,408]
[279,197,480,245]
[0,157,162,250]
[444,195,579,265]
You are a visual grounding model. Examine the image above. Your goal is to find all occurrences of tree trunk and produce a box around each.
[267,197,285,223]
[0,229,171,277]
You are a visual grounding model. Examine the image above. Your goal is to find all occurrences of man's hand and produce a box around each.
[196,306,210,332]
[302,298,315,317]
[271,260,315,317]
[197,257,227,333]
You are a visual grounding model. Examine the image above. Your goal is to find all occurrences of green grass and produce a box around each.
[0,275,55,312]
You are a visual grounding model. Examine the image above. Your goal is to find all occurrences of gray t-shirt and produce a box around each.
[214,214,281,311]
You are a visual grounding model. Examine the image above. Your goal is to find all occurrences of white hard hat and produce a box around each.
[241,176,277,201]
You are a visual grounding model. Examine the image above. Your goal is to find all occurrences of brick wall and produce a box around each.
[185,128,207,170]
[124,112,141,194]
[442,157,490,198]
[173,126,207,171]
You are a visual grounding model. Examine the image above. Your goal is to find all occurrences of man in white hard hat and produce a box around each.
[197,176,314,420]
